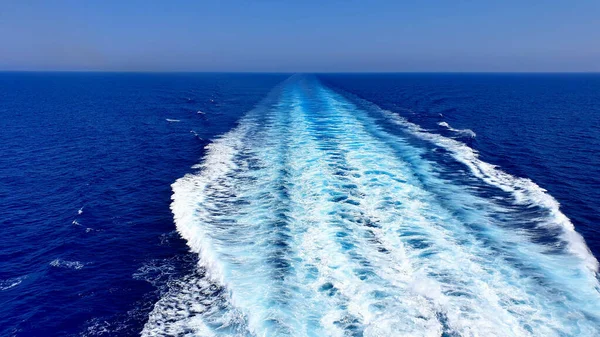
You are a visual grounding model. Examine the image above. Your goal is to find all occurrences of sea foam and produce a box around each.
[143,76,600,337]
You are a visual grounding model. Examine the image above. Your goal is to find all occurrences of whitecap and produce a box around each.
[438,121,476,138]
[0,276,26,291]
[190,130,204,141]
[50,259,85,270]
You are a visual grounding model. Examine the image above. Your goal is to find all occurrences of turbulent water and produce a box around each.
[2,73,599,336]
[141,75,600,337]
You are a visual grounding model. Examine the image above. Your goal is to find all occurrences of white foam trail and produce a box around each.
[437,121,476,138]
[393,112,597,271]
[317,85,600,335]
[166,118,181,122]
[144,76,600,337]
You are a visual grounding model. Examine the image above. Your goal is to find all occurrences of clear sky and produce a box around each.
[1,0,599,72]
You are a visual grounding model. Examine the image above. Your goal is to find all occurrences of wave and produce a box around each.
[50,259,85,270]
[395,113,596,271]
[144,75,600,337]
[0,276,26,291]
[437,121,476,138]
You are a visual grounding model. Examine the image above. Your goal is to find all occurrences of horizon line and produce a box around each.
[1,70,600,74]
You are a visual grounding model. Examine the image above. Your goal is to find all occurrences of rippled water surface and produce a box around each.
[1,73,599,336]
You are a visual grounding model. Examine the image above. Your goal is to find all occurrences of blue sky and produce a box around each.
[1,0,599,72]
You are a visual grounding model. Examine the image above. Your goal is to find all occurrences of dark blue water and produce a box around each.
[0,73,288,336]
[1,73,599,336]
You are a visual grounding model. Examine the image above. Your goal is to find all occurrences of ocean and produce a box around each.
[1,73,599,336]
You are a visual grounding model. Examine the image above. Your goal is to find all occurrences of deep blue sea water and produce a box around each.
[1,73,599,336]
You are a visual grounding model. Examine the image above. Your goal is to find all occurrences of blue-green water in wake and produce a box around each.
[1,73,599,336]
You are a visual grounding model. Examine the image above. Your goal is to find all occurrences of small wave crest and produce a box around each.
[50,259,85,270]
[0,276,26,291]
[437,121,476,138]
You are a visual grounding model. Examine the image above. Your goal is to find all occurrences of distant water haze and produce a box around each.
[0,0,599,72]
